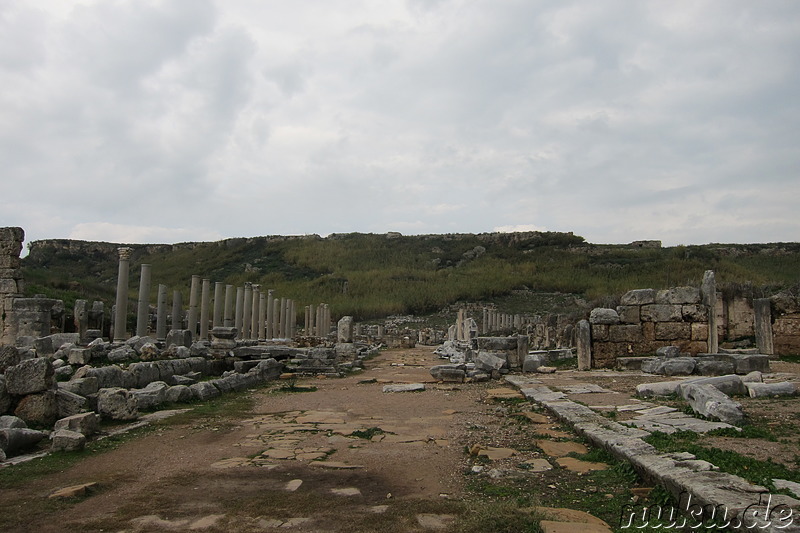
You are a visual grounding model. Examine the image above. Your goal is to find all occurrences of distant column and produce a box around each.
[242,283,252,340]
[187,275,200,340]
[199,278,210,340]
[113,247,133,342]
[156,284,168,341]
[213,282,224,328]
[272,298,280,339]
[250,285,260,340]
[701,270,718,354]
[266,289,274,339]
[258,292,266,340]
[577,319,592,371]
[308,304,316,337]
[279,297,286,338]
[234,286,244,338]
[289,300,296,338]
[136,264,151,337]
[171,290,183,331]
[754,298,774,355]
[224,284,234,327]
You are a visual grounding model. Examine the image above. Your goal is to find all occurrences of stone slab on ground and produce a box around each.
[555,457,608,473]
[535,440,588,457]
[382,383,425,393]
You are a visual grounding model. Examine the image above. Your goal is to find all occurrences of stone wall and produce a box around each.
[589,286,711,368]
[0,228,26,345]
[772,291,800,356]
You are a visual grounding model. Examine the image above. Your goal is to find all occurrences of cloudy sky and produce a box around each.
[1,1,798,250]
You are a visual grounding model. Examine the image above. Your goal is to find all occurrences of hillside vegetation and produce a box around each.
[21,232,800,322]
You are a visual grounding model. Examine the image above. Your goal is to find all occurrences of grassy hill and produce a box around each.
[20,232,800,324]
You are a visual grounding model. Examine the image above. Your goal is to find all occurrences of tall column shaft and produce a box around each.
[156,284,168,341]
[279,297,286,338]
[266,290,274,339]
[258,293,266,340]
[234,287,244,338]
[136,263,151,337]
[250,285,260,340]
[199,278,210,340]
[224,284,234,327]
[171,290,183,331]
[272,298,280,339]
[242,283,253,340]
[213,281,224,328]
[113,247,133,342]
[187,275,200,339]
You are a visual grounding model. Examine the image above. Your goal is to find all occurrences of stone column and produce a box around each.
[113,247,133,342]
[250,285,260,340]
[577,319,592,370]
[224,284,234,328]
[456,309,464,341]
[171,290,183,331]
[213,282,224,328]
[199,278,211,340]
[701,270,718,353]
[324,304,331,338]
[315,304,323,337]
[156,284,168,341]
[74,300,89,342]
[272,298,280,339]
[308,304,316,337]
[754,298,774,355]
[187,275,200,340]
[304,306,310,334]
[290,299,296,338]
[279,297,286,338]
[266,289,274,339]
[258,292,266,340]
[243,283,253,339]
[135,264,152,337]
[234,286,244,338]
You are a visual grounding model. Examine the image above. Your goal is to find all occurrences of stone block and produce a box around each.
[641,357,696,376]
[691,323,709,341]
[695,359,735,376]
[745,382,796,398]
[616,357,650,371]
[642,321,655,342]
[96,387,138,421]
[5,357,54,395]
[0,415,26,429]
[0,427,47,456]
[130,381,168,410]
[166,329,193,348]
[680,383,744,425]
[616,305,641,324]
[609,324,644,343]
[655,346,680,358]
[0,345,19,373]
[636,380,681,397]
[0,375,10,414]
[108,345,136,363]
[680,375,746,396]
[716,353,770,374]
[429,364,466,382]
[128,362,160,388]
[774,318,800,336]
[641,305,683,322]
[67,348,92,366]
[190,381,220,401]
[14,391,58,426]
[576,320,591,371]
[54,412,99,436]
[681,304,708,321]
[475,351,507,372]
[59,376,99,397]
[655,322,691,340]
[476,337,517,351]
[591,342,628,368]
[337,316,354,343]
[656,287,701,304]
[51,429,86,452]
[166,385,193,403]
[620,289,656,306]
[55,388,86,418]
[589,308,619,325]
[523,353,545,373]
[590,324,609,341]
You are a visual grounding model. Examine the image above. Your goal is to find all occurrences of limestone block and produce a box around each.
[742,371,762,383]
[609,324,644,343]
[67,348,92,366]
[679,375,746,396]
[641,304,682,322]
[774,318,800,336]
[681,304,708,322]
[14,391,58,426]
[55,388,86,418]
[51,429,86,452]
[108,345,137,363]
[138,343,160,361]
[522,354,545,373]
[128,362,160,388]
[165,385,192,403]
[656,287,701,305]
[576,320,591,371]
[0,427,47,456]
[616,305,641,324]
[476,337,517,351]
[337,316,354,343]
[0,375,10,414]
[589,308,619,325]
[59,376,99,397]
[695,359,735,376]
[654,322,691,340]
[0,345,20,373]
[655,346,680,358]
[716,353,770,374]
[5,357,55,395]
[642,322,656,342]
[745,382,797,398]
[620,289,656,306]
[130,381,169,410]
[96,387,138,421]
[54,412,99,436]
[189,381,220,401]
[0,415,26,428]
[590,324,609,341]
[590,342,628,368]
[680,383,744,425]
[475,351,507,372]
[86,364,132,389]
[190,342,208,357]
[641,357,696,376]
[252,358,283,381]
[691,323,709,341]
[429,364,466,382]
[166,329,193,348]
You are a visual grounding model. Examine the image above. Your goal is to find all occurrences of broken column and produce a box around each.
[135,264,151,337]
[213,281,224,328]
[171,290,183,331]
[242,283,253,340]
[156,284,167,341]
[234,286,244,338]
[753,298,774,355]
[701,270,718,353]
[223,284,234,328]
[199,278,210,341]
[186,275,200,340]
[249,285,260,340]
[576,319,592,370]
[113,247,133,342]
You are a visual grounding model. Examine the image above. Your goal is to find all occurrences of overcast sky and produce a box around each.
[1,1,798,251]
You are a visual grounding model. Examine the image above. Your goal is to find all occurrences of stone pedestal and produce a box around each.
[210,326,237,350]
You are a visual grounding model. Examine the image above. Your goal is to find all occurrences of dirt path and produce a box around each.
[2,347,496,532]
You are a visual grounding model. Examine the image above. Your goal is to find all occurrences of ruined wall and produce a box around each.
[772,292,800,356]
[0,227,26,344]
[589,286,710,368]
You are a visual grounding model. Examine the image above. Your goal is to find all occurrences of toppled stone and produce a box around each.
[55,388,87,418]
[0,345,20,373]
[166,329,192,349]
[5,357,55,395]
[382,383,425,393]
[0,427,48,455]
[745,382,797,398]
[0,415,27,429]
[96,387,138,421]
[67,348,92,366]
[190,381,221,401]
[523,353,545,373]
[680,383,745,425]
[713,353,770,374]
[108,345,137,363]
[641,357,696,376]
[130,381,169,410]
[429,365,465,383]
[742,371,763,383]
[59,376,99,397]
[694,359,735,376]
[475,351,506,372]
[0,375,9,414]
[54,412,99,436]
[51,429,86,452]
[14,390,59,426]
[165,385,192,403]
[655,346,680,358]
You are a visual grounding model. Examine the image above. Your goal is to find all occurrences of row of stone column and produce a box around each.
[113,247,324,343]
[482,308,525,334]
[303,304,332,338]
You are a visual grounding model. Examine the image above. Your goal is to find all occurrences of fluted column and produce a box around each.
[156,284,168,341]
[234,286,244,338]
[213,281,224,328]
[187,275,200,339]
[113,247,133,342]
[135,263,151,337]
[224,284,234,328]
[199,278,210,340]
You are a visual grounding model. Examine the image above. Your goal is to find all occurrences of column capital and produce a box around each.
[118,247,133,260]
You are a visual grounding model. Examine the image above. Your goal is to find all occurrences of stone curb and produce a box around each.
[504,377,800,533]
